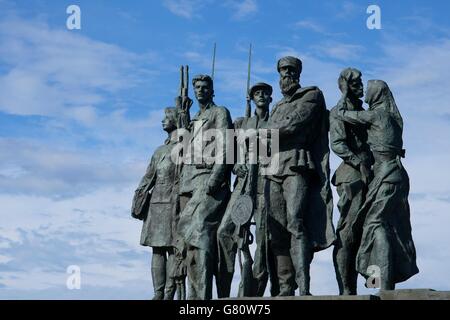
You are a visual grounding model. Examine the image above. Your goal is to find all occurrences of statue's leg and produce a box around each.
[333,183,363,295]
[252,192,269,297]
[284,174,313,296]
[267,245,280,297]
[164,247,176,300]
[216,207,237,298]
[186,246,214,300]
[151,247,167,300]
[180,277,187,300]
[375,228,394,290]
[185,246,197,300]
[266,178,296,296]
[273,251,296,296]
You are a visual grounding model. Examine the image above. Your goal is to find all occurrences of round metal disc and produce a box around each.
[231,194,253,226]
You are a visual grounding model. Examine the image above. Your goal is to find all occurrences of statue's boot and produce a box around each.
[290,239,312,296]
[163,250,176,300]
[333,246,358,295]
[151,268,166,300]
[151,250,166,300]
[164,277,176,300]
[374,228,394,291]
[275,254,296,296]
[216,271,234,298]
[175,278,187,300]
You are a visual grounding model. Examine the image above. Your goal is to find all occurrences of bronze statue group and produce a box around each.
[131,56,419,300]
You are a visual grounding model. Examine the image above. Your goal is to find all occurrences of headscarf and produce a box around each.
[366,80,403,131]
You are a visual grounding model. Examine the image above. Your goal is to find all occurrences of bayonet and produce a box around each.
[245,44,252,118]
[211,42,216,80]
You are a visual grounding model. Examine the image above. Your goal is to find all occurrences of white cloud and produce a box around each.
[0,138,150,199]
[163,0,257,20]
[0,17,156,121]
[335,1,359,19]
[0,186,151,296]
[372,39,450,116]
[312,42,365,61]
[294,20,327,34]
[162,0,210,19]
[293,19,346,37]
[225,0,258,20]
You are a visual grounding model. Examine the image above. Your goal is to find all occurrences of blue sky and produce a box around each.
[0,0,449,299]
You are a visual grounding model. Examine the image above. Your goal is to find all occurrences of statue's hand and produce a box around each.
[235,164,248,179]
[181,96,193,111]
[206,178,221,195]
[175,96,182,109]
[360,163,371,185]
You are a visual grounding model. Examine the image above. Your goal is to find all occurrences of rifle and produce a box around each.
[179,65,191,110]
[211,43,216,80]
[234,44,257,297]
[232,161,257,297]
[245,44,252,118]
[176,65,192,129]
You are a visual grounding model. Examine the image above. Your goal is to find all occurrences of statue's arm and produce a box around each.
[232,117,247,177]
[330,111,362,168]
[335,106,375,126]
[137,152,158,191]
[207,107,233,192]
[177,108,191,129]
[269,90,323,137]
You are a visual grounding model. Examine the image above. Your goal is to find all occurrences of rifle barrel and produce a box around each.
[246,44,252,95]
[245,44,252,118]
[180,66,184,97]
[185,65,189,94]
[211,43,216,80]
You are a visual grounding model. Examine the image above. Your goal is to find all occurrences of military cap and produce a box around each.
[249,82,273,99]
[277,56,303,74]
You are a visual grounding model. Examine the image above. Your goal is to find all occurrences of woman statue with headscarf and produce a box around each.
[335,80,419,290]
[131,107,187,300]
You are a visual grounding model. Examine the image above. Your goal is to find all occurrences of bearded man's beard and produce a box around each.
[279,75,299,95]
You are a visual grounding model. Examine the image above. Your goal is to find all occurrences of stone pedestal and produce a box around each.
[377,289,450,300]
[226,289,450,300]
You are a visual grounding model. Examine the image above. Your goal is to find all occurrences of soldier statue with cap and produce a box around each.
[176,74,233,300]
[217,82,292,297]
[263,56,335,296]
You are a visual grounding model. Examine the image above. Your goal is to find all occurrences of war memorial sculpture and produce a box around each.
[131,54,419,300]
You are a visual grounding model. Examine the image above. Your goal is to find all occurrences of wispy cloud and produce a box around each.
[293,19,346,37]
[162,0,210,19]
[224,0,258,20]
[0,17,157,121]
[294,20,327,34]
[0,138,148,199]
[335,1,359,19]
[373,39,450,116]
[0,187,151,297]
[163,0,258,20]
[312,41,365,61]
